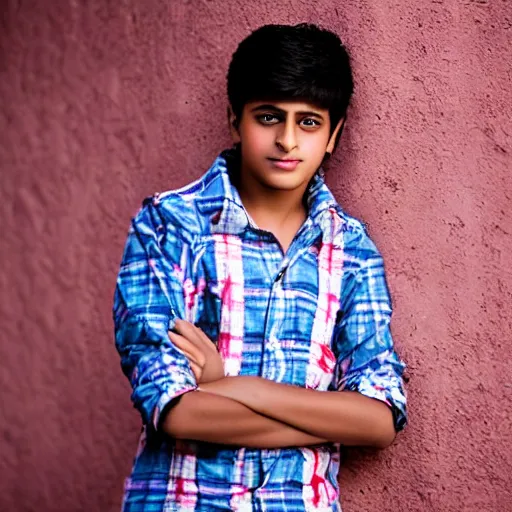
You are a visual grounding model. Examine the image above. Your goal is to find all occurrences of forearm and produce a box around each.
[162,390,327,449]
[261,384,396,448]
[202,377,396,448]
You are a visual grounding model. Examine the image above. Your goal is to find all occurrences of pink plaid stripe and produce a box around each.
[213,234,245,377]
[307,210,344,391]
[166,441,198,510]
[301,447,338,509]
[229,448,252,510]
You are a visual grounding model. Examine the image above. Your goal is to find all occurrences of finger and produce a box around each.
[175,346,205,373]
[194,326,218,350]
[169,329,198,346]
[189,361,202,382]
[169,332,205,365]
[174,320,204,348]
[176,346,201,365]
[169,330,193,348]
[172,340,202,361]
[176,345,206,367]
[184,322,217,353]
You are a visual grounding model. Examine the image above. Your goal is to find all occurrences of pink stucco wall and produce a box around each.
[1,1,511,511]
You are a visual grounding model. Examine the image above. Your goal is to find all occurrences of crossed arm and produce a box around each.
[162,320,396,449]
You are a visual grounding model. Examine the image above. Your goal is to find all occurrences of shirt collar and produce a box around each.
[194,150,249,236]
[306,171,339,222]
[195,149,341,236]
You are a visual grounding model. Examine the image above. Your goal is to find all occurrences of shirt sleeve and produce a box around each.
[332,224,407,432]
[113,199,197,429]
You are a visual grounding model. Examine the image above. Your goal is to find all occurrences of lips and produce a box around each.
[268,158,302,171]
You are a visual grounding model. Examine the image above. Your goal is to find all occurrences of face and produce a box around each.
[230,100,342,194]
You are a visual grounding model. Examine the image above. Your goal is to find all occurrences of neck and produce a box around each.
[236,173,309,234]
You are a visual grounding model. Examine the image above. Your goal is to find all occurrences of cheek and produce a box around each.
[303,134,330,161]
[242,128,272,157]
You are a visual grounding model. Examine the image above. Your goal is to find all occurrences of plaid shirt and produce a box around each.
[113,150,407,512]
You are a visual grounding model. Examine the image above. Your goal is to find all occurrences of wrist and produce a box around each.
[198,376,233,394]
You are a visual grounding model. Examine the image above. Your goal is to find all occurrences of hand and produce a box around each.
[169,319,225,384]
[200,376,264,406]
[198,376,275,418]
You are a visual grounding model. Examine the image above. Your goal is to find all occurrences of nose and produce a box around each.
[276,118,298,153]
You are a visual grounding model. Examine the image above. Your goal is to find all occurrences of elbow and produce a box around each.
[371,401,398,449]
[373,427,396,449]
[369,407,397,450]
[372,411,397,449]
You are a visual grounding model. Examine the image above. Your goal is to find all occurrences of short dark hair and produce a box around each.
[227,23,354,132]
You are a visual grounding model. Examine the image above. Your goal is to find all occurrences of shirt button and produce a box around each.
[275,268,286,281]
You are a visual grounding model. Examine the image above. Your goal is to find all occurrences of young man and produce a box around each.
[114,23,407,512]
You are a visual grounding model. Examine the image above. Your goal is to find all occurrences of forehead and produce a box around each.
[244,100,328,115]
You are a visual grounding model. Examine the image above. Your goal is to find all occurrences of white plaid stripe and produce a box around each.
[213,233,245,377]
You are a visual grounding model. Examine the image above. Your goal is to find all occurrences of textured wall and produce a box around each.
[1,1,511,511]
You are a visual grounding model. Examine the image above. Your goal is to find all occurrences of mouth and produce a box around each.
[267,158,302,171]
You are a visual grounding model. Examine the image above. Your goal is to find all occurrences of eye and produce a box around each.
[300,118,321,128]
[257,113,280,125]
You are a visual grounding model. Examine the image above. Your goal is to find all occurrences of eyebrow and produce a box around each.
[250,104,325,119]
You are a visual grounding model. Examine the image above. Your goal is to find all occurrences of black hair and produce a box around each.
[227,23,354,135]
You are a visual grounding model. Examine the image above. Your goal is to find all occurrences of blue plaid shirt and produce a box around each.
[113,150,407,511]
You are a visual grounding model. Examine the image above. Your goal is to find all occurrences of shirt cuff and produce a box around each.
[349,374,407,432]
[152,383,198,431]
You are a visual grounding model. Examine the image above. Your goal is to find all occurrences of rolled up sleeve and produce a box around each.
[113,201,197,429]
[333,227,407,431]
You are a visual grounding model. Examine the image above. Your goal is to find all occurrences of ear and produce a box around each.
[326,118,345,153]
[227,106,240,143]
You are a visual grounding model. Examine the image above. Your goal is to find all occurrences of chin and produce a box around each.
[260,176,309,192]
